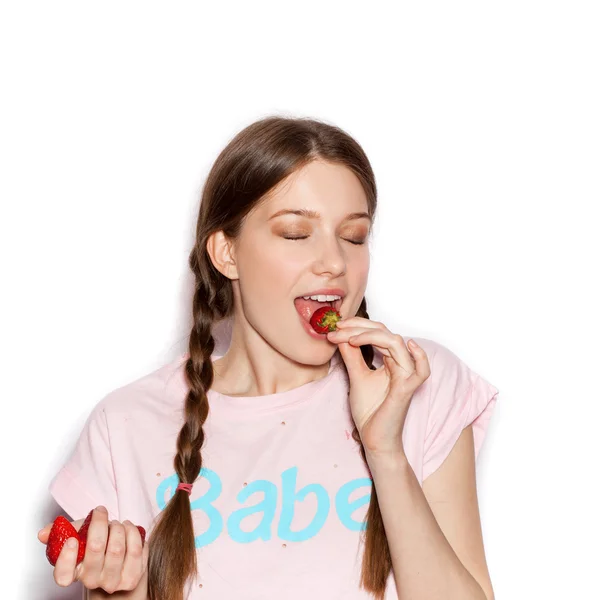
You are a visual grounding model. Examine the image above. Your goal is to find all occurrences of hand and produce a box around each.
[327,316,431,457]
[38,506,148,593]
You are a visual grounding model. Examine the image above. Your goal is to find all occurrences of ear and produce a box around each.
[206,230,239,280]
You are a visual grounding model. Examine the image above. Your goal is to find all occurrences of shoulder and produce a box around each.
[98,352,189,417]
[417,336,499,478]
[372,334,497,409]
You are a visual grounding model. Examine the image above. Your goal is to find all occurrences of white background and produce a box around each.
[1,1,599,598]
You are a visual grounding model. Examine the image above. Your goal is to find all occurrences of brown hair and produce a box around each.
[147,115,391,599]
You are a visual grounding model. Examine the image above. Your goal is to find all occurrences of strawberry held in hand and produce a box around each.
[76,510,146,561]
[46,516,79,566]
[45,509,146,566]
[310,306,342,333]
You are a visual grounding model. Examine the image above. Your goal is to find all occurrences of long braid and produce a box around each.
[351,296,392,599]
[146,254,224,599]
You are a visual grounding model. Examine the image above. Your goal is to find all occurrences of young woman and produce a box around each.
[38,116,499,600]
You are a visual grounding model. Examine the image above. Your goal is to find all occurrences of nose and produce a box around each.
[312,235,346,278]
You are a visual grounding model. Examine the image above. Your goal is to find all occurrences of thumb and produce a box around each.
[337,341,369,382]
[37,523,52,544]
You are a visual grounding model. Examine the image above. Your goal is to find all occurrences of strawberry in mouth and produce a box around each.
[309,306,342,333]
[294,293,342,321]
[293,291,344,334]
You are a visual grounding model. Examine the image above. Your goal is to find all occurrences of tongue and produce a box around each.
[294,298,333,323]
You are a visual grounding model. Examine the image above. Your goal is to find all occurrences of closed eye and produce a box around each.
[282,235,365,245]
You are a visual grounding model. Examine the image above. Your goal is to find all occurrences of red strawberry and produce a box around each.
[137,525,146,545]
[76,510,94,540]
[46,510,147,567]
[75,509,94,563]
[309,306,342,333]
[46,516,79,566]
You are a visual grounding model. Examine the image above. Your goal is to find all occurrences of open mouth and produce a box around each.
[294,296,343,323]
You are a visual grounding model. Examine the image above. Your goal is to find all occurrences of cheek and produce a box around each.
[250,240,307,277]
[347,254,370,311]
[237,243,299,300]
[349,251,370,282]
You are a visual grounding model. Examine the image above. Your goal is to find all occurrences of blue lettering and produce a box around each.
[335,478,371,531]
[278,466,330,542]
[155,467,372,544]
[227,480,277,543]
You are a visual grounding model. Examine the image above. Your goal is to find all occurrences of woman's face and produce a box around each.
[228,159,372,365]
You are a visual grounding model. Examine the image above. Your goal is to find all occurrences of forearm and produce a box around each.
[366,452,487,600]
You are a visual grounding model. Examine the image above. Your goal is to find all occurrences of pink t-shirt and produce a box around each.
[49,337,498,599]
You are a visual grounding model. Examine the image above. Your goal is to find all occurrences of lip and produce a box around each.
[294,287,346,317]
[295,288,347,300]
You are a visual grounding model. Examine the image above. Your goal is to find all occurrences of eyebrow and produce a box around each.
[268,208,372,222]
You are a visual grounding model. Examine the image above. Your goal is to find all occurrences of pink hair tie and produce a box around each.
[176,482,193,495]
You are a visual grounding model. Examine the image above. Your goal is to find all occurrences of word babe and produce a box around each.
[156,466,373,548]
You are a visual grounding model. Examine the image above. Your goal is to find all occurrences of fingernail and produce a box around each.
[97,506,108,513]
[67,537,78,549]
[408,339,417,349]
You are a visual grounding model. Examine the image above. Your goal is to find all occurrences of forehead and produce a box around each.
[255,160,369,216]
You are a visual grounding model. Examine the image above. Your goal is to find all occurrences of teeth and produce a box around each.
[301,294,342,302]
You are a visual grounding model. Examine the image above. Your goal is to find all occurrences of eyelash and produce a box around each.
[282,235,365,246]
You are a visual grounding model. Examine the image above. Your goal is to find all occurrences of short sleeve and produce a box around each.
[422,342,499,481]
[48,400,120,521]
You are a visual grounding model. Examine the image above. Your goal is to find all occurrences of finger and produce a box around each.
[327,326,374,342]
[407,339,431,381]
[336,317,386,330]
[38,522,52,544]
[328,327,397,358]
[80,506,109,589]
[345,329,415,373]
[336,340,372,381]
[119,521,145,591]
[100,521,127,594]
[327,327,383,377]
[53,536,79,587]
